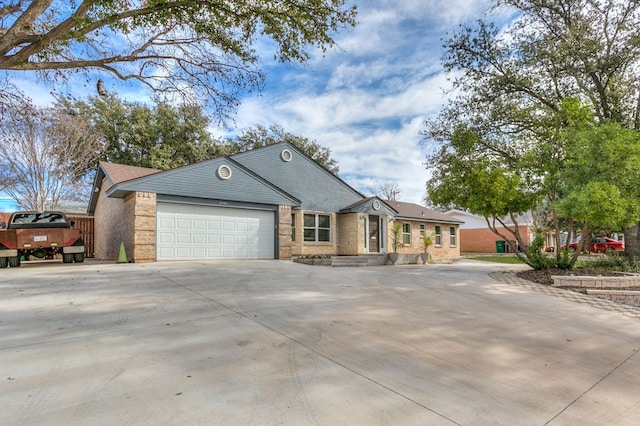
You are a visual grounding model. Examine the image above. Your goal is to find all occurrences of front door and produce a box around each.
[369,215,379,253]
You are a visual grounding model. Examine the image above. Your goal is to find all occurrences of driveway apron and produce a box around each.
[1,259,639,425]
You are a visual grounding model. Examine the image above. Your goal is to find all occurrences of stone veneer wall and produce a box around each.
[278,205,292,260]
[93,178,126,260]
[123,192,156,263]
[337,213,362,255]
[387,219,461,259]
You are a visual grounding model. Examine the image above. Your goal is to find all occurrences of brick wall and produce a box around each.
[460,226,530,253]
[123,192,156,263]
[337,213,362,255]
[387,219,461,259]
[93,178,126,260]
[278,205,292,259]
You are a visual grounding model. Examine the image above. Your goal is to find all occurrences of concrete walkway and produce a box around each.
[1,259,639,425]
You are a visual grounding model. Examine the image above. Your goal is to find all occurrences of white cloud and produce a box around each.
[231,1,492,205]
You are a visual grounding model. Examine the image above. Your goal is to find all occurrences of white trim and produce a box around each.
[217,165,232,180]
[281,149,293,162]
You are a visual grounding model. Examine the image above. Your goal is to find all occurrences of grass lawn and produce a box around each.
[465,255,526,264]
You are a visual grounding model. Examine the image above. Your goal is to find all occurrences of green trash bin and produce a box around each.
[495,240,506,253]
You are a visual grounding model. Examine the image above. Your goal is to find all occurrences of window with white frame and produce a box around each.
[402,223,411,244]
[449,226,457,246]
[304,213,331,242]
[435,225,442,245]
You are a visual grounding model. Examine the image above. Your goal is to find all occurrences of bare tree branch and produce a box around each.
[0,1,357,122]
[0,98,104,210]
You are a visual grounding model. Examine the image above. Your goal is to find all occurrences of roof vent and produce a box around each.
[372,200,381,210]
[281,149,293,162]
[217,164,232,180]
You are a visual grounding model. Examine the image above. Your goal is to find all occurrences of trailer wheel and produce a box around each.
[8,256,21,267]
[62,253,74,263]
[73,253,84,263]
[0,257,7,268]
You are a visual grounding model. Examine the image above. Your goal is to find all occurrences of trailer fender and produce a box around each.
[63,246,85,254]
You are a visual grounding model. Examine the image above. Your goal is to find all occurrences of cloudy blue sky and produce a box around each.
[4,0,501,210]
[229,0,495,204]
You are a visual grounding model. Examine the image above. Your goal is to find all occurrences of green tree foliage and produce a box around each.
[425,0,640,267]
[557,121,640,230]
[66,95,222,170]
[0,1,357,120]
[224,124,339,174]
[427,125,540,263]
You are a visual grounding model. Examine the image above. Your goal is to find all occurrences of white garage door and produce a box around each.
[156,203,275,260]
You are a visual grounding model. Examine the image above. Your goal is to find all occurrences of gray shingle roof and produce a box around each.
[386,200,464,224]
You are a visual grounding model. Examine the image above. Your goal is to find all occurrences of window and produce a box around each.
[291,213,296,241]
[402,223,411,244]
[435,226,442,245]
[449,227,457,246]
[304,214,331,242]
[420,224,425,237]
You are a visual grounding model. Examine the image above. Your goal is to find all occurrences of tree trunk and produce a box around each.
[624,222,640,258]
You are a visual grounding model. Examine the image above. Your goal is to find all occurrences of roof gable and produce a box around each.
[100,162,161,186]
[339,197,397,216]
[87,162,162,214]
[104,157,300,207]
[231,142,363,212]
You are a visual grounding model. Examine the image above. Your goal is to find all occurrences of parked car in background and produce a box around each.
[562,237,624,254]
[590,237,625,253]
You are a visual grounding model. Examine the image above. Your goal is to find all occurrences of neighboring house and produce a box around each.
[444,209,534,253]
[87,142,462,262]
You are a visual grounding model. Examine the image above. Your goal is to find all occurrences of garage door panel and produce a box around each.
[158,232,175,243]
[177,219,191,229]
[157,203,274,260]
[176,233,191,244]
[176,247,191,258]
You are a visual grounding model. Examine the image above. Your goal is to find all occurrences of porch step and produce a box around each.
[331,254,386,267]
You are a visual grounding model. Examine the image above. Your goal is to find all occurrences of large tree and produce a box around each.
[425,0,640,261]
[0,99,104,210]
[67,95,223,170]
[0,1,357,121]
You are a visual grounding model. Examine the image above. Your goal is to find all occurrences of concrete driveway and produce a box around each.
[1,259,639,425]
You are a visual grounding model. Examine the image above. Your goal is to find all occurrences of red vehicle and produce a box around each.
[0,211,85,268]
[563,237,624,254]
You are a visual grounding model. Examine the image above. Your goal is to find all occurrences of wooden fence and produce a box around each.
[68,216,95,258]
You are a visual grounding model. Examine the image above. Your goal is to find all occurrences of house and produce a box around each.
[444,209,533,253]
[87,142,462,262]
[384,201,463,258]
